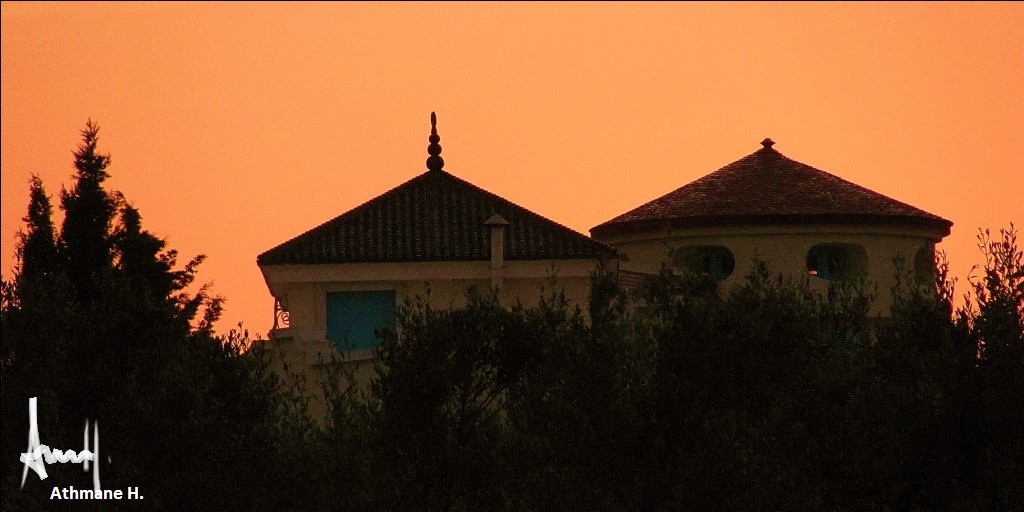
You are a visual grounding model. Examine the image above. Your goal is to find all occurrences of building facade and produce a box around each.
[590,138,953,314]
[256,114,615,396]
[256,123,953,410]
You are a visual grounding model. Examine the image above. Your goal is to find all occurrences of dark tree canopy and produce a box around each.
[15,175,61,284]
[2,120,1021,511]
[2,121,302,512]
[59,119,117,304]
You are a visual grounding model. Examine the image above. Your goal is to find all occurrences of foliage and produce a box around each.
[1,122,306,511]
[3,121,1021,510]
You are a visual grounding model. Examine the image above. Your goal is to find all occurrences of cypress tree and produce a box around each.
[59,119,116,304]
[15,174,61,285]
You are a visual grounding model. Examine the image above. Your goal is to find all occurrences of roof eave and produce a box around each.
[256,247,618,267]
[591,214,952,239]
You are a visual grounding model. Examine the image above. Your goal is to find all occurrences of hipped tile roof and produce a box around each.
[258,169,615,266]
[591,139,952,238]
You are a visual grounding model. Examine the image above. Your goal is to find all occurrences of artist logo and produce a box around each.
[19,396,103,491]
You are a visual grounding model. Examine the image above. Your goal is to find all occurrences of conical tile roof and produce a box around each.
[591,139,952,238]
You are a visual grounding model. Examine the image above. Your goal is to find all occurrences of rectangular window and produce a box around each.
[326,290,396,351]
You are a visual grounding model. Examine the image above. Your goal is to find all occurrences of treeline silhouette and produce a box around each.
[2,122,1021,511]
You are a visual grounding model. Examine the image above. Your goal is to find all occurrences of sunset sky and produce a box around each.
[2,2,1022,338]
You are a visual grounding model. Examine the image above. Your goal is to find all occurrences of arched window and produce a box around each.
[806,243,868,281]
[672,245,736,281]
[914,246,936,285]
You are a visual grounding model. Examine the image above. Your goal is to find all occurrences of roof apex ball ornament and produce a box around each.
[761,138,775,149]
[427,112,445,171]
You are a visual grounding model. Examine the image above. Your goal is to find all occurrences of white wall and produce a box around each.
[598,223,944,315]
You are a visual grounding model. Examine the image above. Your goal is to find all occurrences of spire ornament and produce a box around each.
[426,112,444,171]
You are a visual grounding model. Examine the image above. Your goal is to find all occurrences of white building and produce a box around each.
[256,114,615,396]
[590,138,953,314]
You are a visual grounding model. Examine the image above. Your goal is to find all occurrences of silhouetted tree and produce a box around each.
[14,175,62,285]
[961,225,1024,511]
[342,231,1020,511]
[2,121,307,512]
[6,119,1021,511]
[111,204,175,299]
[59,119,117,304]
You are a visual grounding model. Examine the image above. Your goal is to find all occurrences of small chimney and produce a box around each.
[484,214,509,289]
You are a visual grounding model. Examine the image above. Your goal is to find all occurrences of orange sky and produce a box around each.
[3,2,1022,338]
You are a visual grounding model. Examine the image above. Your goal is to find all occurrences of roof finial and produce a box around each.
[427,112,444,171]
[761,138,775,149]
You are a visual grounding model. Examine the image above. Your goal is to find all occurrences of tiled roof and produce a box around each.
[591,139,952,238]
[257,168,616,265]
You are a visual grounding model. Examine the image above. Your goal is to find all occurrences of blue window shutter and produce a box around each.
[326,290,396,351]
